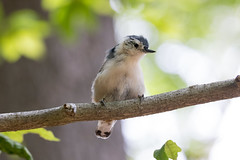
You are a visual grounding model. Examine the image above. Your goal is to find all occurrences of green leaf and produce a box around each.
[0,134,33,160]
[154,140,182,160]
[1,131,24,143]
[164,140,182,159]
[2,128,60,143]
[154,145,168,160]
[27,128,60,142]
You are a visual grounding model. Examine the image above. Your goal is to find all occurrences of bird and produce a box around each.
[91,35,155,139]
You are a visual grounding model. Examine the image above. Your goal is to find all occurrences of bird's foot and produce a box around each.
[100,98,106,107]
[138,94,144,105]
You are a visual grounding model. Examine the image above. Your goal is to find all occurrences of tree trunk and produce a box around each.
[0,0,125,159]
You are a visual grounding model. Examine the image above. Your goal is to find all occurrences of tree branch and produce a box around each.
[1,75,240,132]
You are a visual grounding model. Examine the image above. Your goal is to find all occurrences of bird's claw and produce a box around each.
[100,98,106,107]
[138,94,144,104]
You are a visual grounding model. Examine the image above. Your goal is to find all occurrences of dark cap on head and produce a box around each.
[127,35,155,53]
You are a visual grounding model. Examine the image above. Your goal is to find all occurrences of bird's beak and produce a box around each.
[144,47,156,53]
[145,48,156,53]
[144,46,155,53]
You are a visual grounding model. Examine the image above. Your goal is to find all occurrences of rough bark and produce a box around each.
[0,75,239,132]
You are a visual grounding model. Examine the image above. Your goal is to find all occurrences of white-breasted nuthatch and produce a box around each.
[91,35,155,139]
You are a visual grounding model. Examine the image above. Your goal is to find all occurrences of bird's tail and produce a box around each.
[95,120,117,139]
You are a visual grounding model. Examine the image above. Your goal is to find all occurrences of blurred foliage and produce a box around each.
[41,0,113,37]
[0,0,112,62]
[119,0,240,41]
[154,140,182,160]
[184,139,214,160]
[141,55,185,95]
[0,134,33,160]
[0,9,49,62]
[0,0,239,63]
[0,3,3,22]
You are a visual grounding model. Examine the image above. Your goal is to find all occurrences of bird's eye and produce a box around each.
[134,43,139,48]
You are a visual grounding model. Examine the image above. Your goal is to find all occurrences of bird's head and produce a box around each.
[105,35,155,63]
[121,35,155,56]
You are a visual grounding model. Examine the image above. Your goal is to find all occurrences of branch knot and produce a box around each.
[63,103,77,116]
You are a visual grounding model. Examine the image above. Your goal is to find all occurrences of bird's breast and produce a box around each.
[98,62,144,99]
[92,61,145,102]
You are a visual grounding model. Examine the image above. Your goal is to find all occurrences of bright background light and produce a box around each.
[113,4,240,160]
